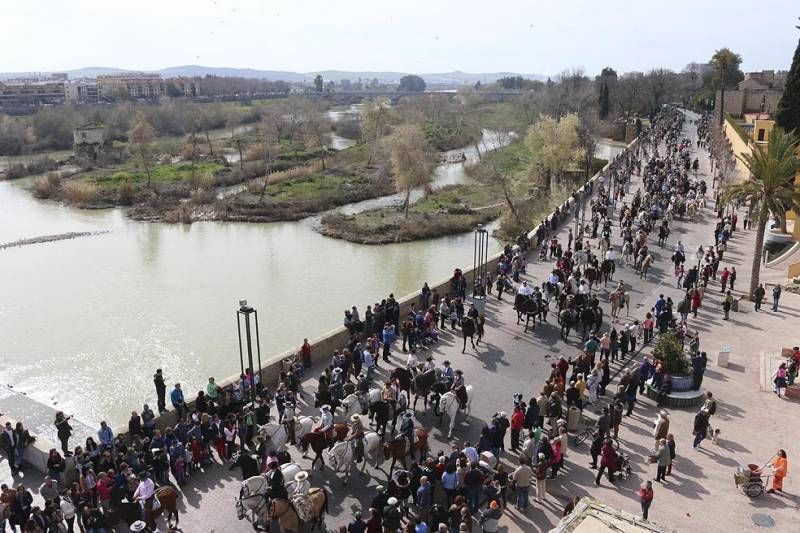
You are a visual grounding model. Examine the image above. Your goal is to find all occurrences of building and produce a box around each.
[65,79,99,104]
[550,498,674,533]
[97,72,163,100]
[73,122,110,161]
[715,71,786,117]
[0,79,66,110]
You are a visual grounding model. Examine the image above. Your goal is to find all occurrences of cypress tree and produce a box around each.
[776,23,800,133]
[599,82,610,119]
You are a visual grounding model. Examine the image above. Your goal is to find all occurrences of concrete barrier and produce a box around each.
[0,413,78,481]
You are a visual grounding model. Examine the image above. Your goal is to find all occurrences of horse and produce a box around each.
[461,316,476,352]
[340,393,362,419]
[235,475,270,530]
[390,367,413,397]
[558,308,577,341]
[580,307,597,339]
[300,425,348,469]
[411,369,442,411]
[368,398,391,439]
[257,420,288,451]
[610,291,630,319]
[112,486,180,531]
[325,431,381,484]
[600,259,615,286]
[514,294,546,333]
[229,450,261,480]
[438,385,473,438]
[269,490,328,533]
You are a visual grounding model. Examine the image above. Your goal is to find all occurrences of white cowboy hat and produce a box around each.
[333,367,343,374]
[403,412,414,419]
[321,405,331,411]
[351,414,361,422]
[294,471,308,482]
[387,497,399,506]
[130,521,147,532]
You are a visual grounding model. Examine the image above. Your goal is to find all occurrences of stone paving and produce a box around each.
[3,114,799,533]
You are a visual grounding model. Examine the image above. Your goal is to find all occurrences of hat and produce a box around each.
[403,412,414,419]
[351,414,361,422]
[138,471,149,479]
[333,368,343,374]
[321,405,331,412]
[130,521,148,532]
[376,485,386,492]
[443,360,450,365]
[387,497,398,506]
[294,471,308,482]
[538,453,545,459]
[284,402,295,409]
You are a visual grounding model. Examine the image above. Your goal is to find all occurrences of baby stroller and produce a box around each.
[734,463,774,498]
[615,451,632,480]
[539,243,548,261]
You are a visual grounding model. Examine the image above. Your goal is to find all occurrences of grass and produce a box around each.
[86,161,226,188]
[263,172,372,202]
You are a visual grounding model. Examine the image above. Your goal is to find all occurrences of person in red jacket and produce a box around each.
[510,405,525,452]
[595,439,617,485]
[638,480,654,520]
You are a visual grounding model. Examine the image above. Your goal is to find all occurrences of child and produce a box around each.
[666,434,675,476]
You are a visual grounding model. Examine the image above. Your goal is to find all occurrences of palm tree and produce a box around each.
[724,128,800,299]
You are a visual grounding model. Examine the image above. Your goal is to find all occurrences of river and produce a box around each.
[0,111,624,437]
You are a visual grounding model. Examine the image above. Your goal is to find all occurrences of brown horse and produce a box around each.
[300,425,348,469]
[111,486,180,529]
[269,489,328,532]
[382,428,428,474]
[390,367,413,395]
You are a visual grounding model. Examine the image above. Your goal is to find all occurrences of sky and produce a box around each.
[2,0,798,76]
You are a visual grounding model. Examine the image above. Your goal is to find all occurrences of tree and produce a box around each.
[361,97,392,165]
[399,75,426,92]
[710,48,744,124]
[389,124,433,217]
[598,81,610,119]
[165,82,182,98]
[724,128,800,299]
[129,114,155,188]
[301,103,330,169]
[314,74,324,93]
[776,21,800,134]
[525,113,583,187]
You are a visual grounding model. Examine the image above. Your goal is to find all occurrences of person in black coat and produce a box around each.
[370,486,389,520]
[524,399,539,429]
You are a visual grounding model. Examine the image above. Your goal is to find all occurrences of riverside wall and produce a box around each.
[7,133,641,480]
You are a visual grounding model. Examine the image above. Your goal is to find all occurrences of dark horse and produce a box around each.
[110,486,180,530]
[514,294,547,333]
[601,259,616,286]
[229,451,260,480]
[382,428,429,474]
[300,424,348,469]
[461,317,476,353]
[581,306,603,339]
[558,308,577,341]
[390,368,413,396]
[369,399,391,439]
[411,369,442,411]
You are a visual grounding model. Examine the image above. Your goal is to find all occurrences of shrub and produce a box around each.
[191,189,215,205]
[117,182,135,206]
[652,332,689,374]
[62,181,98,204]
[32,173,61,199]
[267,165,313,184]
[246,178,266,195]
[6,164,29,180]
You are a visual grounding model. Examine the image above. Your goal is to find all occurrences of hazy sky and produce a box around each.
[3,0,798,75]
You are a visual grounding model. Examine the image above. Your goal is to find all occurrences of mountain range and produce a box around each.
[0,65,547,85]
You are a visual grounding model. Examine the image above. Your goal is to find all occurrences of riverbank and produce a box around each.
[317,184,502,244]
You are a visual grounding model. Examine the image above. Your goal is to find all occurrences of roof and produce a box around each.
[550,498,675,533]
[74,122,108,130]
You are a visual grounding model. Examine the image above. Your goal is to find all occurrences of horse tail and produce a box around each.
[324,488,329,516]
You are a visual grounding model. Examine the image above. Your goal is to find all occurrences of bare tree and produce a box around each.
[361,97,392,165]
[129,113,155,188]
[301,102,331,169]
[388,124,433,218]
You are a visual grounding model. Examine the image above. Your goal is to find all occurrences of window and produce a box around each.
[757,129,765,142]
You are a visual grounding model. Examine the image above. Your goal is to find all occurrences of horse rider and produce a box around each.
[548,270,560,286]
[291,471,312,522]
[422,356,436,374]
[441,361,454,388]
[398,411,415,456]
[451,369,467,409]
[132,471,156,528]
[264,458,288,500]
[518,281,534,297]
[315,405,334,444]
[331,368,345,401]
[281,400,296,446]
[348,414,366,463]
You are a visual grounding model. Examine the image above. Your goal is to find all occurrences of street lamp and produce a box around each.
[236,299,262,403]
[694,246,705,289]
[472,224,489,314]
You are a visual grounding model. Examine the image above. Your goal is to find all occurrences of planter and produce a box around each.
[670,374,694,392]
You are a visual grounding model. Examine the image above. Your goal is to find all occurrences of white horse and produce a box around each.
[325,431,381,484]
[438,385,473,438]
[257,421,288,451]
[340,393,362,419]
[294,416,315,442]
[235,463,305,527]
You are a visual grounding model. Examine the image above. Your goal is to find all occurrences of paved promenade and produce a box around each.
[3,114,798,533]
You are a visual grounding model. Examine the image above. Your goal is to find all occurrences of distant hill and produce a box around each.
[1,65,547,85]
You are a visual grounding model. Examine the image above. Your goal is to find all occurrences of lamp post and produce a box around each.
[472,224,489,314]
[236,299,262,404]
[694,246,705,289]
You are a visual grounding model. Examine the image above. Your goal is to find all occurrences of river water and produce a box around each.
[0,106,624,434]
